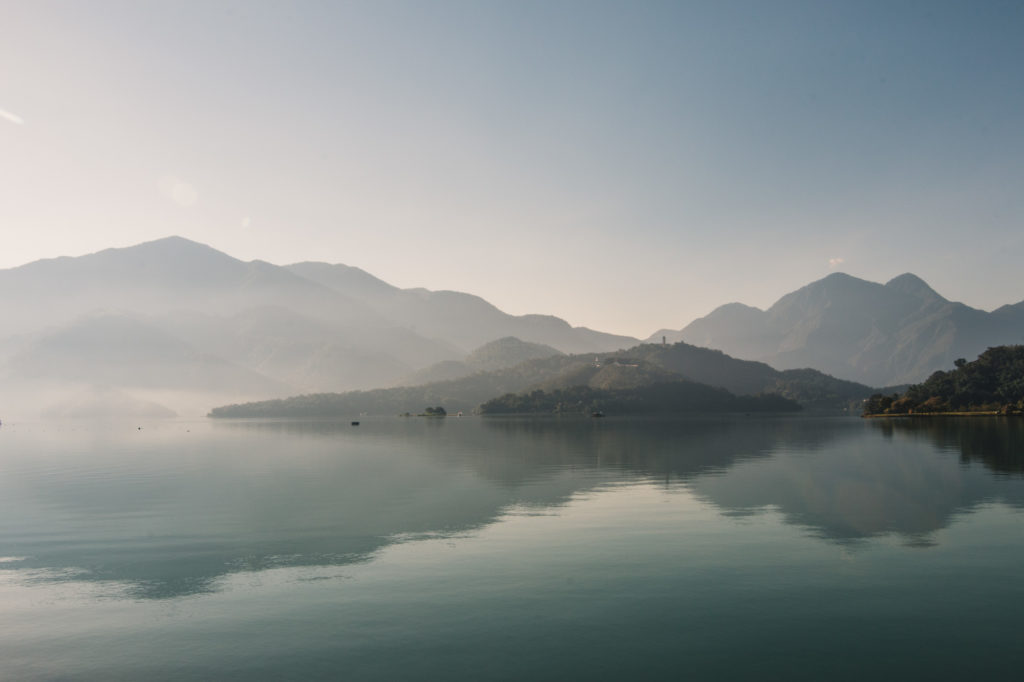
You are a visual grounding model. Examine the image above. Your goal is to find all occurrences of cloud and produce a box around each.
[828,257,845,269]
[0,108,25,125]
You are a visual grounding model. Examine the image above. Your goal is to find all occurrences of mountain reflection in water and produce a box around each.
[0,415,1021,600]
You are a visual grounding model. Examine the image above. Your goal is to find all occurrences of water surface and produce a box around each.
[1,416,1022,680]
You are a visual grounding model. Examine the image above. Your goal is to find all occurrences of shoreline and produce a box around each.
[862,411,1021,419]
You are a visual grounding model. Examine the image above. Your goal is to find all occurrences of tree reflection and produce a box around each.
[3,416,1023,599]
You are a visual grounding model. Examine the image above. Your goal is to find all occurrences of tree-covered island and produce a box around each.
[479,381,800,415]
[863,346,1024,417]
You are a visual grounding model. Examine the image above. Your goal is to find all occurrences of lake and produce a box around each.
[1,415,1023,680]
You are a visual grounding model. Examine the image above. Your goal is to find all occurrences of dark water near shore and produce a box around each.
[1,415,1023,680]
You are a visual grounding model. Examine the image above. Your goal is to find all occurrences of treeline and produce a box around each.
[479,381,801,416]
[863,346,1024,416]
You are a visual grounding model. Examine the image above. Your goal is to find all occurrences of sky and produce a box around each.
[2,0,1023,338]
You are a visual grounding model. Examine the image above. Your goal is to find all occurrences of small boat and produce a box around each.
[351,421,360,426]
[591,411,605,418]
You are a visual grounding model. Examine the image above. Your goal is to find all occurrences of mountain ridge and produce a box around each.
[4,237,1022,416]
[0,236,637,417]
[651,272,1024,386]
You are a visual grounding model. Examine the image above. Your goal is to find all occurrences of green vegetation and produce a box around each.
[479,381,801,415]
[421,406,447,417]
[863,346,1024,416]
[763,368,878,412]
[209,340,876,418]
[621,344,873,410]
[534,358,685,392]
[208,354,576,418]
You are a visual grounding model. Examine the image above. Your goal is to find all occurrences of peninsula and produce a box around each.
[863,346,1024,417]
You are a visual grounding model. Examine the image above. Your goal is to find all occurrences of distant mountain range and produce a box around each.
[650,272,1024,386]
[4,236,1021,418]
[0,237,636,417]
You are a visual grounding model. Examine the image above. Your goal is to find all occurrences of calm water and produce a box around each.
[1,415,1023,680]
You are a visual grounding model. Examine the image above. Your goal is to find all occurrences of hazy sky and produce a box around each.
[2,1,1022,337]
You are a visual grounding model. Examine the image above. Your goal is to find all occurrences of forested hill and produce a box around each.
[863,346,1024,416]
[624,343,872,409]
[208,354,576,418]
[478,381,801,415]
[209,341,875,417]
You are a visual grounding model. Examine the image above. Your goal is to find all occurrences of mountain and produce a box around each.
[533,360,683,392]
[41,386,179,420]
[465,337,564,370]
[400,336,564,385]
[0,236,636,417]
[155,306,458,392]
[6,312,283,393]
[654,272,1024,386]
[286,262,637,354]
[0,237,374,337]
[209,340,875,417]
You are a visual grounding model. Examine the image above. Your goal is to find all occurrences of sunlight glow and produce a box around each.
[0,108,25,125]
[158,175,198,207]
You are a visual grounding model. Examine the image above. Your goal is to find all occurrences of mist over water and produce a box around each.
[0,237,640,419]
[2,415,1022,680]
